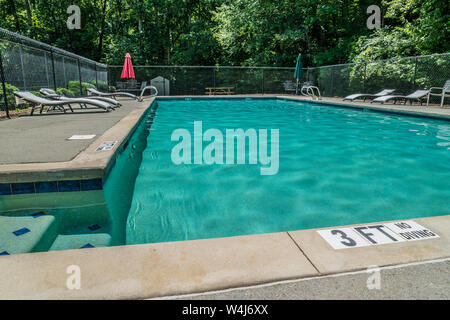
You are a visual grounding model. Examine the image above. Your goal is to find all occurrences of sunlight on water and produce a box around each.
[125,99,450,245]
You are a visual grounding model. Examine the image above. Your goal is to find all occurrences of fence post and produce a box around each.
[95,63,98,89]
[261,68,264,95]
[62,57,67,88]
[213,67,216,96]
[44,52,50,88]
[50,50,57,90]
[107,65,110,90]
[412,57,418,90]
[330,66,334,97]
[77,59,83,95]
[363,62,367,93]
[0,50,10,118]
[19,45,26,90]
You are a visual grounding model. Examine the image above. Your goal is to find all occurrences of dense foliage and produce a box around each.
[0,0,448,67]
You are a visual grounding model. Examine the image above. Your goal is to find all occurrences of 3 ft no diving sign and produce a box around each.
[317,220,439,250]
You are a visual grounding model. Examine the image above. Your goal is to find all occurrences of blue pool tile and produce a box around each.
[31,211,45,218]
[35,181,58,193]
[11,183,35,195]
[0,183,11,195]
[13,227,31,236]
[122,140,129,151]
[88,224,101,231]
[0,251,9,255]
[80,243,95,249]
[58,180,81,192]
[80,179,103,191]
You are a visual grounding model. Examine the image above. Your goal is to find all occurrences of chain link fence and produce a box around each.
[306,53,450,104]
[108,53,449,105]
[107,65,296,96]
[0,28,108,117]
[1,27,449,118]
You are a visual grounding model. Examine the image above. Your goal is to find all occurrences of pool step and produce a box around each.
[0,213,57,255]
[49,233,112,251]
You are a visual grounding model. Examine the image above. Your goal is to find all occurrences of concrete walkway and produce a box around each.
[170,258,449,300]
[0,99,142,164]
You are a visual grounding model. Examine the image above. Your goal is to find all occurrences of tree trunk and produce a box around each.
[24,0,33,27]
[24,0,34,38]
[167,30,171,64]
[98,0,108,59]
[115,0,123,35]
[7,0,21,32]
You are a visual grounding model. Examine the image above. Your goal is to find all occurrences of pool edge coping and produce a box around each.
[0,97,156,184]
[0,214,448,300]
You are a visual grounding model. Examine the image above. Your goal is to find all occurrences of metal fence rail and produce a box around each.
[107,65,296,96]
[0,28,107,117]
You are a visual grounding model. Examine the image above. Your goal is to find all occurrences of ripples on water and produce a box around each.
[126,99,450,244]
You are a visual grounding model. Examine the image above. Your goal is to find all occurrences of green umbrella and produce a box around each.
[293,53,303,79]
[293,54,303,95]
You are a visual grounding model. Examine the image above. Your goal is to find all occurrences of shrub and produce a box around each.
[56,87,75,97]
[0,85,43,111]
[88,79,109,91]
[30,91,43,97]
[68,80,97,95]
[0,82,19,110]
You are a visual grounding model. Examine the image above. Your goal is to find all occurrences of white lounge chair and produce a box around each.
[87,88,139,100]
[283,81,297,94]
[40,88,121,108]
[88,86,158,102]
[14,91,112,115]
[371,90,429,105]
[343,89,395,102]
[427,80,450,107]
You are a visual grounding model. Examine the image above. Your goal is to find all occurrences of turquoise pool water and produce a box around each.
[125,98,450,245]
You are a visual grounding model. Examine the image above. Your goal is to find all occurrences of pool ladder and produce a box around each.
[301,86,322,100]
[300,82,322,100]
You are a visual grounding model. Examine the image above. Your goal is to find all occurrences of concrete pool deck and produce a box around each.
[0,98,153,183]
[0,215,448,299]
[287,95,450,120]
[172,258,450,300]
[0,99,146,165]
[0,94,449,299]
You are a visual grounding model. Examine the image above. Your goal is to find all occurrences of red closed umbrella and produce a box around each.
[121,53,135,79]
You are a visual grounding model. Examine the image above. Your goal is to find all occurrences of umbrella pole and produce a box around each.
[295,78,299,95]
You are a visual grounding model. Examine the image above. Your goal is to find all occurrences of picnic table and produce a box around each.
[205,87,234,95]
[116,80,143,93]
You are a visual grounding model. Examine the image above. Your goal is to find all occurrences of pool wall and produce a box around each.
[0,98,157,254]
[103,102,157,245]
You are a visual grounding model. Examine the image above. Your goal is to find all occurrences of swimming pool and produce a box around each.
[116,98,450,245]
[1,97,449,255]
